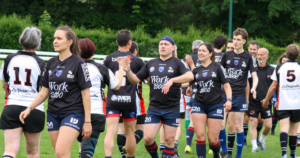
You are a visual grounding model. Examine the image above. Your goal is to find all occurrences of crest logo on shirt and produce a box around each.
[195,74,199,79]
[48,70,52,76]
[168,67,174,73]
[130,112,135,118]
[234,60,239,65]
[226,60,231,64]
[212,72,216,77]
[203,72,208,77]
[159,67,164,72]
[150,67,155,72]
[56,70,62,77]
[242,61,247,67]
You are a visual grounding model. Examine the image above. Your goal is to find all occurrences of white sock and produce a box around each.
[251,140,258,149]
[260,134,267,142]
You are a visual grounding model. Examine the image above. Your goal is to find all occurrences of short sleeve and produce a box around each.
[77,62,92,90]
[40,63,49,88]
[220,53,226,67]
[247,70,251,79]
[108,69,119,89]
[218,65,229,84]
[103,56,109,67]
[178,59,190,75]
[0,61,6,81]
[271,68,277,81]
[189,68,197,85]
[136,62,149,81]
[248,55,258,73]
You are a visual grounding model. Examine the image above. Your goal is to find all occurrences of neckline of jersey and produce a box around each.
[17,50,37,56]
[159,56,174,62]
[57,54,74,63]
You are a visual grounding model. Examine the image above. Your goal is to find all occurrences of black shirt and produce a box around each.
[104,51,145,110]
[136,56,190,110]
[191,62,229,104]
[220,50,258,96]
[40,54,92,115]
[249,62,274,107]
[215,52,223,63]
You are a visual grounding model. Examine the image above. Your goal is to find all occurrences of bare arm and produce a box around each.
[181,82,190,88]
[112,69,125,90]
[162,71,194,94]
[81,88,92,139]
[1,81,7,90]
[126,70,141,85]
[223,83,232,112]
[250,71,259,99]
[262,81,278,109]
[246,79,250,104]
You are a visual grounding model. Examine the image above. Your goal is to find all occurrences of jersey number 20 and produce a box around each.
[13,67,32,86]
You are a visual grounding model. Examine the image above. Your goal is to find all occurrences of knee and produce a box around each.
[55,149,68,158]
[235,123,243,132]
[26,147,39,155]
[250,119,258,128]
[165,137,175,146]
[208,137,218,146]
[196,132,206,141]
[144,135,153,145]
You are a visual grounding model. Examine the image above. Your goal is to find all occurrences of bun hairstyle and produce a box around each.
[56,26,81,56]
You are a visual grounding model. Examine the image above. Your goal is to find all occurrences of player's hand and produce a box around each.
[186,86,192,96]
[224,100,232,112]
[261,99,268,109]
[274,102,277,108]
[185,55,194,67]
[162,79,173,94]
[118,56,131,71]
[251,88,256,99]
[82,122,92,139]
[19,107,31,124]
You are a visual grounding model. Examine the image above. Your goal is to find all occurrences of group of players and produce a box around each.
[0,25,299,158]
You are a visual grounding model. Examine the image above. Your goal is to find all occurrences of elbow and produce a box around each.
[188,72,194,81]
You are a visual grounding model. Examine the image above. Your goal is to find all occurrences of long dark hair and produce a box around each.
[56,26,81,56]
[277,53,287,64]
[200,42,215,62]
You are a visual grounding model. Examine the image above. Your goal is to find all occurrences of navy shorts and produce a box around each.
[106,108,136,122]
[230,96,247,112]
[145,109,180,127]
[188,94,196,111]
[47,110,85,132]
[191,99,224,119]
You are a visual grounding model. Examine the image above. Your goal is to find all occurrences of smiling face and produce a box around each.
[53,30,72,53]
[233,35,246,50]
[198,45,212,62]
[159,40,174,57]
[248,44,258,57]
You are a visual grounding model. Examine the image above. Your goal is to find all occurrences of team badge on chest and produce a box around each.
[203,72,208,77]
[226,60,231,64]
[159,67,164,72]
[48,70,52,76]
[234,60,239,65]
[150,67,155,72]
[56,70,62,77]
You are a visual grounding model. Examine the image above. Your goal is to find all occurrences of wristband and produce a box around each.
[85,122,91,123]
[126,69,131,73]
[28,106,33,111]
[247,102,249,104]
[119,67,125,71]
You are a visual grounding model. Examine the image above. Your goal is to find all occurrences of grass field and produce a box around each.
[0,60,298,158]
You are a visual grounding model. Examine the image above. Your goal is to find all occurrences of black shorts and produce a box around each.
[91,114,106,132]
[278,110,300,123]
[0,105,45,133]
[180,112,185,119]
[119,114,146,124]
[248,101,272,119]
[272,105,278,119]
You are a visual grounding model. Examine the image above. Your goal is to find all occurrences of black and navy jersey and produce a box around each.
[40,54,92,115]
[136,56,190,110]
[85,60,119,115]
[220,50,257,96]
[215,52,223,63]
[191,62,229,104]
[0,50,46,112]
[249,62,274,107]
[271,60,300,110]
[104,51,145,110]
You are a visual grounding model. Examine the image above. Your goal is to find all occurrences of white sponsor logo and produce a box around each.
[68,70,72,74]
[111,95,131,102]
[168,67,174,73]
[112,56,127,62]
[47,122,53,129]
[67,70,74,79]
[243,104,247,109]
[192,107,200,111]
[176,118,179,123]
[145,117,151,122]
[266,110,271,116]
[196,63,202,67]
[108,111,114,115]
[81,63,90,82]
[70,117,78,124]
[151,76,169,89]
[150,67,154,72]
[227,68,243,79]
[217,109,222,114]
[242,61,247,67]
[212,72,216,77]
[198,80,214,93]
[227,60,231,64]
[221,66,228,78]
[49,82,69,98]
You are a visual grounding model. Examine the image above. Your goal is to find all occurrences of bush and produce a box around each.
[0,14,296,64]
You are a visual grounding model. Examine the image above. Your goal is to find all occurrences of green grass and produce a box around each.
[0,59,297,158]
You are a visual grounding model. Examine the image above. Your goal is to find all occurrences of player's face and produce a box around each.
[257,50,268,64]
[226,43,234,51]
[53,30,72,53]
[159,40,174,57]
[248,44,258,56]
[233,35,246,50]
[198,45,212,62]
[282,57,288,63]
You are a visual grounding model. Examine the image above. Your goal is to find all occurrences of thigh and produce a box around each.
[136,114,146,125]
[124,119,137,133]
[24,131,42,149]
[24,109,45,133]
[106,117,120,134]
[144,123,161,141]
[91,114,106,132]
[46,110,61,131]
[290,110,300,123]
[234,112,244,124]
[163,123,177,140]
[49,131,59,149]
[207,118,223,138]
[280,117,290,133]
[207,103,224,120]
[289,122,300,135]
[61,111,85,132]
[4,128,23,151]
[118,123,125,133]
[0,106,24,130]
[55,126,80,152]
[191,113,207,140]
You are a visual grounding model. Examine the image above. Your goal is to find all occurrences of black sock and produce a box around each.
[228,132,235,155]
[79,152,81,158]
[135,129,144,144]
[280,132,288,156]
[175,140,179,149]
[271,117,278,133]
[145,141,159,158]
[243,124,248,142]
[210,141,221,158]
[290,135,297,158]
[117,133,126,158]
[257,123,263,140]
